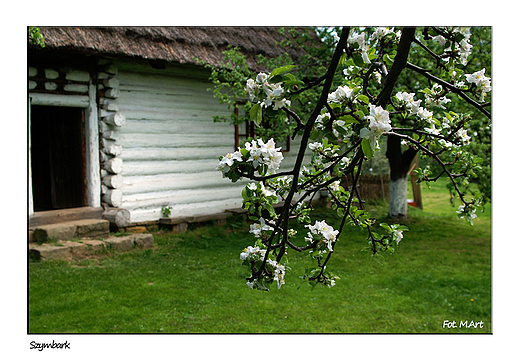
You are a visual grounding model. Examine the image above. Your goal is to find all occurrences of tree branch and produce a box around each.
[405,62,491,119]
[377,27,417,108]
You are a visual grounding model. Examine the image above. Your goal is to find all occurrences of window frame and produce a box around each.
[234,101,290,152]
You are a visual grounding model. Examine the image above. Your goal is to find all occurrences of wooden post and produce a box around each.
[407,154,423,209]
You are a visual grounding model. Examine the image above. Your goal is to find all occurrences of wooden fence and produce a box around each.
[341,174,390,203]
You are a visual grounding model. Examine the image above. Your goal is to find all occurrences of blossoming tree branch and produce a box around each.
[214,27,491,291]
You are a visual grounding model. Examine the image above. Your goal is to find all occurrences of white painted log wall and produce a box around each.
[113,62,311,223]
[112,64,239,222]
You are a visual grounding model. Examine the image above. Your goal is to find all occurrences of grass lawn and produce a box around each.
[28,178,491,333]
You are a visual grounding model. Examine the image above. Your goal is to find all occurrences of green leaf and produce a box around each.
[362,138,374,159]
[335,125,347,135]
[355,109,366,119]
[339,53,347,65]
[250,103,262,126]
[352,52,365,67]
[379,222,391,231]
[270,65,296,77]
[357,94,369,105]
[383,53,394,66]
[265,203,276,218]
[340,115,359,124]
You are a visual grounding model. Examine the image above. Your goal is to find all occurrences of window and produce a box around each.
[234,101,290,152]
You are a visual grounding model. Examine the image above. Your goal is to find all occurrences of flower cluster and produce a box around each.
[307,139,344,171]
[314,112,330,130]
[456,204,477,224]
[348,31,371,64]
[304,220,339,253]
[249,217,274,238]
[424,84,451,109]
[370,27,401,42]
[240,245,267,262]
[266,259,286,289]
[434,27,472,65]
[244,138,284,171]
[395,91,439,132]
[245,72,291,110]
[392,230,404,245]
[379,222,409,249]
[245,182,276,201]
[265,175,293,198]
[328,85,355,103]
[465,68,492,102]
[216,138,284,181]
[396,91,422,114]
[215,150,242,174]
[360,104,392,152]
[245,259,286,290]
[365,104,392,135]
[241,244,286,290]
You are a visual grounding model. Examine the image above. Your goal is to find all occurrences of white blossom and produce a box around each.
[332,119,346,137]
[314,112,330,130]
[216,150,242,173]
[456,128,471,144]
[365,104,392,135]
[456,204,477,222]
[466,68,491,100]
[240,246,266,261]
[330,180,341,192]
[305,220,339,252]
[372,27,393,40]
[328,85,354,103]
[424,123,440,135]
[266,259,286,289]
[244,138,284,172]
[339,157,350,168]
[309,142,323,151]
[417,108,434,124]
[432,35,446,46]
[256,72,268,83]
[393,230,403,245]
[348,31,365,48]
[249,217,274,238]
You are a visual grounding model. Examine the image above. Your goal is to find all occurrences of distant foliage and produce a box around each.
[28,27,45,48]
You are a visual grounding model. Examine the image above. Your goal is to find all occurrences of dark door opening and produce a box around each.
[31,106,87,211]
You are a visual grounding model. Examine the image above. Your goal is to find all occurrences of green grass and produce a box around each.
[28,178,491,333]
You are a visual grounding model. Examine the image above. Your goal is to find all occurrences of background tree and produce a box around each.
[207,27,491,219]
[211,27,490,290]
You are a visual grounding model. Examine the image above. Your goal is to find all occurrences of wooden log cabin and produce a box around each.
[28,27,317,227]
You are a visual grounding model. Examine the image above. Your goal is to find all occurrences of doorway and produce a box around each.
[31,106,87,211]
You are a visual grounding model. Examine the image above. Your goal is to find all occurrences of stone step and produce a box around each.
[32,219,110,243]
[28,233,154,261]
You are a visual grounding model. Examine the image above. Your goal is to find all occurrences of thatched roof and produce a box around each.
[31,27,318,69]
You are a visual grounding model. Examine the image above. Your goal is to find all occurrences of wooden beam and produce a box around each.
[29,207,104,228]
[29,93,89,108]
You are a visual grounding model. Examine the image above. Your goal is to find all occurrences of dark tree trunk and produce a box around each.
[374,27,418,219]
